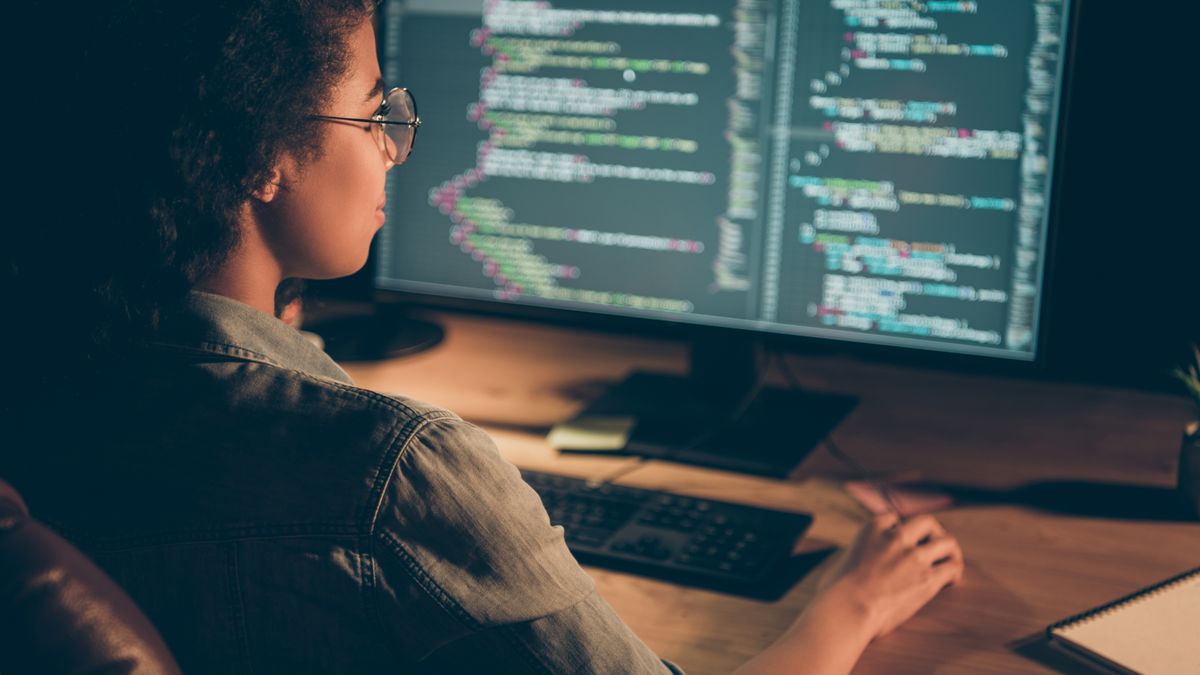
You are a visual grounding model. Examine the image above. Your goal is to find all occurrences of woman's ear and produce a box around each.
[252,167,284,203]
[254,152,302,203]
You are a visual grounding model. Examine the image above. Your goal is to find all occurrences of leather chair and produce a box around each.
[0,479,181,674]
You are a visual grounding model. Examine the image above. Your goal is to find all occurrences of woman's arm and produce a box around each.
[735,513,965,675]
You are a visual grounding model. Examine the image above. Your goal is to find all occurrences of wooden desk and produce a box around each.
[342,311,1200,674]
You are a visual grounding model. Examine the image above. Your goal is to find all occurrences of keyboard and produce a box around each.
[520,469,814,596]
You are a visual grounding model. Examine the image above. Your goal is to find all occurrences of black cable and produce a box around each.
[592,455,650,486]
[823,435,906,520]
[775,352,906,520]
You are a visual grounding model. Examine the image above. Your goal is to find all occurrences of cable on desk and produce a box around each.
[590,455,651,486]
[823,435,906,521]
[775,352,906,520]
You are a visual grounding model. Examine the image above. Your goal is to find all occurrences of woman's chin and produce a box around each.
[304,251,371,281]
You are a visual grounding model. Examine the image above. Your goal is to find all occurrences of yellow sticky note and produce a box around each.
[547,415,636,452]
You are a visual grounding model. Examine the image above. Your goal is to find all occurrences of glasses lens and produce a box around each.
[376,124,399,164]
[369,121,398,163]
[383,88,417,164]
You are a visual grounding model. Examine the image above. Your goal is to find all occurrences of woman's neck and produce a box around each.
[194,221,286,317]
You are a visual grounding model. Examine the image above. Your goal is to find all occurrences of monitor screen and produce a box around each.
[376,0,1073,361]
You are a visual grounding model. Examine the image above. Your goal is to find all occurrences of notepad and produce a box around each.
[1047,566,1200,675]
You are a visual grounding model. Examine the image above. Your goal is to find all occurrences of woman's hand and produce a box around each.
[819,513,965,638]
[734,513,963,675]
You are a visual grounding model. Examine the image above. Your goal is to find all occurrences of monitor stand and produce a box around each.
[570,335,858,478]
[306,305,444,362]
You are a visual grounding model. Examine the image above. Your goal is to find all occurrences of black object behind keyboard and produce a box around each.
[520,469,814,596]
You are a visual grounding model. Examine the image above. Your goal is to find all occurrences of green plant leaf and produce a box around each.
[1176,345,1200,413]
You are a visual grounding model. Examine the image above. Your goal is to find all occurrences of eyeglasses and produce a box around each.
[310,87,420,166]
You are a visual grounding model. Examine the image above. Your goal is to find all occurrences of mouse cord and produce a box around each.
[775,352,906,520]
[589,455,651,486]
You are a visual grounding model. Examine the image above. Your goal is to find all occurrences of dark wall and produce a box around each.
[1044,2,1199,391]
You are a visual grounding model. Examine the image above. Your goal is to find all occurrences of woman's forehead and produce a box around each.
[346,20,383,102]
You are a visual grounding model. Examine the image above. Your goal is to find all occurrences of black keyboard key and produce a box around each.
[565,526,613,547]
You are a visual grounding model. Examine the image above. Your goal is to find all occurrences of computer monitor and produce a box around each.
[369,0,1077,476]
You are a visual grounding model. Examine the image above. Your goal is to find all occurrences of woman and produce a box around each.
[3,2,963,672]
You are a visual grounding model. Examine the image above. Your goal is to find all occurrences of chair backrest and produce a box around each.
[0,479,182,675]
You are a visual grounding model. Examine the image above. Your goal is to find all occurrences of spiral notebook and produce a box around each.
[1046,566,1200,674]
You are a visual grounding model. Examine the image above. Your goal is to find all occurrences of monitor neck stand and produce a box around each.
[307,303,444,363]
[572,335,858,478]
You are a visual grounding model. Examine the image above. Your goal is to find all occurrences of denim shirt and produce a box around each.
[4,291,680,674]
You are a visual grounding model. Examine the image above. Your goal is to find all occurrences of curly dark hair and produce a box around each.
[5,0,374,393]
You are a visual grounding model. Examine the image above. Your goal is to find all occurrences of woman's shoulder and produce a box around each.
[4,357,471,545]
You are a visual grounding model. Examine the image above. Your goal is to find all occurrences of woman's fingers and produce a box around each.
[915,534,961,567]
[893,514,946,547]
[871,512,901,533]
[930,549,965,588]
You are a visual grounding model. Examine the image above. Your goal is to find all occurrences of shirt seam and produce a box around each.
[363,414,451,533]
[375,528,482,631]
[225,541,253,672]
[488,623,563,675]
[373,529,588,675]
[367,418,557,673]
[145,340,281,369]
[195,340,278,367]
[144,340,449,426]
[361,537,398,666]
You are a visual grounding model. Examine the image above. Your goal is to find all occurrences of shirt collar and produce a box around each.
[148,290,353,385]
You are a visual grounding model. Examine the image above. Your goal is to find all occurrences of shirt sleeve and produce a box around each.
[370,415,679,674]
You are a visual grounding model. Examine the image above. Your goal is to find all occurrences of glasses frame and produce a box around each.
[310,87,420,166]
